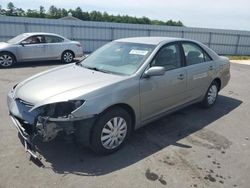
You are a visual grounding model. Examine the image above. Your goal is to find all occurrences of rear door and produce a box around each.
[44,35,65,59]
[140,42,188,122]
[181,42,215,101]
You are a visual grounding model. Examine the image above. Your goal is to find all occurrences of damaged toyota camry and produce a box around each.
[7,37,230,157]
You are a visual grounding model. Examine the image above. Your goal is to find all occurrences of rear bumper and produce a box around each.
[221,71,230,90]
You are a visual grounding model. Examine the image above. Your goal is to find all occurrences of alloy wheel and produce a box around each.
[63,52,73,63]
[0,54,13,67]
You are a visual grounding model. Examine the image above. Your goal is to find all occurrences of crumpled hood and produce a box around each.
[14,64,125,106]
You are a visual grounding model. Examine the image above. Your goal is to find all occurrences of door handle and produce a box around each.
[177,74,184,80]
[209,65,214,70]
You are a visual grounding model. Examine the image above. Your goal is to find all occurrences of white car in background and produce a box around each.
[0,32,84,67]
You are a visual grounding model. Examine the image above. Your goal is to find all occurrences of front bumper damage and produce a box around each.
[10,115,40,159]
[7,92,96,161]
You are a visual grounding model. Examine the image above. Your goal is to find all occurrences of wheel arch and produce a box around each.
[213,77,221,91]
[100,103,136,131]
[62,49,75,58]
[0,51,17,62]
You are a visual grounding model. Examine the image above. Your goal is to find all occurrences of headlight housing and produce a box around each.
[43,100,85,118]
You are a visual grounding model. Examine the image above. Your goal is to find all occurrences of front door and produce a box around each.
[17,35,46,61]
[139,43,188,123]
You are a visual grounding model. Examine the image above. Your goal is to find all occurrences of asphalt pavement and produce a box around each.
[0,61,249,188]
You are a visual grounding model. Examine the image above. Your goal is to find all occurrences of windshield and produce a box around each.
[81,42,156,75]
[6,33,29,44]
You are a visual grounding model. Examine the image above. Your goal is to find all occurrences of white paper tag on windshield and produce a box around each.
[129,49,148,56]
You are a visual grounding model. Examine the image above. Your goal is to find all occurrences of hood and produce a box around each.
[0,42,11,49]
[14,64,126,105]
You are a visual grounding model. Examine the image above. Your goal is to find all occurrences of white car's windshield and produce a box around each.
[81,42,156,75]
[7,33,29,44]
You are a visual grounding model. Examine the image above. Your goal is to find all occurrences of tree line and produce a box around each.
[0,2,184,26]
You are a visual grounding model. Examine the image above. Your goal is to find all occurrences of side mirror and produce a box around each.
[144,66,165,77]
[20,41,29,46]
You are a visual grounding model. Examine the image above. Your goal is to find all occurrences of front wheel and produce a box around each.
[90,107,132,154]
[0,52,16,68]
[61,51,74,64]
[201,81,219,108]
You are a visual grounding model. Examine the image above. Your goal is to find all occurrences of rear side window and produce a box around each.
[152,43,182,71]
[44,35,64,43]
[182,43,212,66]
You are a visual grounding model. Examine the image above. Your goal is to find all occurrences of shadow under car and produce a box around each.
[18,95,242,176]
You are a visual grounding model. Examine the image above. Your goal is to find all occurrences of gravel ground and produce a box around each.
[0,61,250,188]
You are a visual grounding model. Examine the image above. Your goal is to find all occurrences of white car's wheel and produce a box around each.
[0,52,15,68]
[201,81,219,108]
[91,107,132,154]
[62,51,74,63]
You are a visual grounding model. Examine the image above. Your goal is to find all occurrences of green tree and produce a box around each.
[61,8,68,17]
[26,9,39,17]
[72,7,83,19]
[6,2,16,16]
[0,5,6,15]
[39,6,45,18]
[0,2,184,26]
[82,11,90,20]
[47,5,59,18]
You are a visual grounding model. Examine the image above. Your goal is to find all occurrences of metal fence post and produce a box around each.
[181,31,184,38]
[147,29,151,36]
[208,32,212,47]
[110,27,114,41]
[235,34,240,55]
[24,22,28,32]
[70,25,74,40]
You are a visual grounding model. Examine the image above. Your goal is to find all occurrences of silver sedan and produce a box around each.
[0,32,84,67]
[7,37,230,157]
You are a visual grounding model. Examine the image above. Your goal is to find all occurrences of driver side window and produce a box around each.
[23,36,43,44]
[152,43,181,71]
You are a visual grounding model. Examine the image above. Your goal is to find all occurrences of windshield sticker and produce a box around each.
[129,49,148,56]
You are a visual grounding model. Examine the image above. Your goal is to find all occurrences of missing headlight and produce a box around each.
[43,100,84,118]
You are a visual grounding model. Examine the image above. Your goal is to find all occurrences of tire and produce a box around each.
[201,81,219,108]
[90,107,132,154]
[0,52,16,68]
[61,51,74,64]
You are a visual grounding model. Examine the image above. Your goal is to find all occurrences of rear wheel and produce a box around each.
[0,52,15,67]
[201,81,219,108]
[91,107,132,154]
[61,51,74,63]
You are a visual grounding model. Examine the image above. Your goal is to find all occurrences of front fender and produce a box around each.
[71,77,140,126]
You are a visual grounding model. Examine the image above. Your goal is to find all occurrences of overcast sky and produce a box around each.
[1,0,250,31]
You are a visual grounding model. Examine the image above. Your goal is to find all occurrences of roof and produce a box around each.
[115,37,184,45]
[23,32,62,37]
[59,15,81,21]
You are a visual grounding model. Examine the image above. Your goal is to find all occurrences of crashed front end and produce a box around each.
[7,87,95,159]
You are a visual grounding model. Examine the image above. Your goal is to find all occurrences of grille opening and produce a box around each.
[15,116,35,135]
